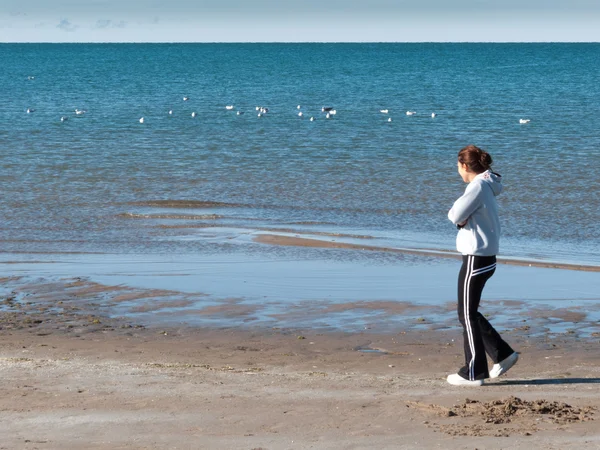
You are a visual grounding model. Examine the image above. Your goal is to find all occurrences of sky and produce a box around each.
[1,0,599,42]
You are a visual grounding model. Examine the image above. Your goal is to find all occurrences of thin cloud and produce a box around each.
[95,19,127,29]
[57,18,78,32]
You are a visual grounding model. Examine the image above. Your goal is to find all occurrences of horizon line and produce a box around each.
[2,40,600,44]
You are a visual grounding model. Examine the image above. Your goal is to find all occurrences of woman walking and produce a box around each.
[447,145,519,386]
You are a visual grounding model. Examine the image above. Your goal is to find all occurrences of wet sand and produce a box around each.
[254,234,600,272]
[1,276,600,449]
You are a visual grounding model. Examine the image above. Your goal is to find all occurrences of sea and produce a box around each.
[1,43,599,330]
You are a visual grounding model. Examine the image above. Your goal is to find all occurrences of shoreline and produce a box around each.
[2,271,600,337]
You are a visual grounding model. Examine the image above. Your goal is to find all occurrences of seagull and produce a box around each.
[431,112,437,118]
[380,109,389,114]
[326,113,331,119]
[388,117,392,122]
[191,112,196,118]
[258,112,263,118]
[406,111,416,116]
[60,116,68,122]
[298,112,303,117]
[75,109,86,115]
[225,105,234,110]
[183,96,189,101]
[310,117,315,121]
[237,111,244,115]
[26,108,35,113]
[168,110,173,115]
[297,105,301,109]
[329,110,337,115]
[139,117,144,124]
[519,119,531,124]
[27,76,35,80]
[322,107,334,112]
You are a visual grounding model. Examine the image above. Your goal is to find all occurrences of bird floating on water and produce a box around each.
[237,111,244,115]
[225,105,234,110]
[310,117,315,121]
[168,110,173,115]
[406,111,416,116]
[75,109,86,115]
[28,76,35,80]
[183,96,189,101]
[297,105,301,109]
[298,112,303,117]
[139,117,144,124]
[431,112,437,118]
[519,119,531,124]
[60,116,68,122]
[191,112,196,118]
[322,107,334,112]
[388,118,392,122]
[26,108,35,113]
[380,109,389,114]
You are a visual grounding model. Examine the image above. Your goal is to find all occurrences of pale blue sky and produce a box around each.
[1,0,599,42]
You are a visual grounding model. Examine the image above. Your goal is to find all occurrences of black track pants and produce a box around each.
[457,255,514,381]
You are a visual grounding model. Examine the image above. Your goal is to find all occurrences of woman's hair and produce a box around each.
[458,145,493,174]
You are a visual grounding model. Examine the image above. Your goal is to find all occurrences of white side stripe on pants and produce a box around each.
[471,263,496,276]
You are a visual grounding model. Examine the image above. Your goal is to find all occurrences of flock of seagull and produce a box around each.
[24,90,532,125]
[152,97,341,123]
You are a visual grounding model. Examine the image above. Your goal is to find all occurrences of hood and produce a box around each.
[475,170,503,196]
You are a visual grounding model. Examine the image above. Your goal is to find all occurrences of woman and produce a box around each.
[447,145,518,386]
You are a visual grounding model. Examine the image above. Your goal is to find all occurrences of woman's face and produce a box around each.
[457,161,471,183]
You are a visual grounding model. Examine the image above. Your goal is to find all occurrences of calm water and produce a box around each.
[1,43,599,265]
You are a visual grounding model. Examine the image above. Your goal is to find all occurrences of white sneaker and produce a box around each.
[446,373,484,386]
[489,352,519,379]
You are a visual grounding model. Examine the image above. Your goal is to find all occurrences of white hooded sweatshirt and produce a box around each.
[448,170,503,256]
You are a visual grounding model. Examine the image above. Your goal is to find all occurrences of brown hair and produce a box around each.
[458,145,493,174]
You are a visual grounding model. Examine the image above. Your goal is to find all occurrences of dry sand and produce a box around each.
[1,277,600,450]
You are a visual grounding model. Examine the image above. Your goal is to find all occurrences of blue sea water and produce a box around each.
[1,43,599,266]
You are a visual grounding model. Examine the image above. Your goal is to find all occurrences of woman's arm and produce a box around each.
[448,181,483,226]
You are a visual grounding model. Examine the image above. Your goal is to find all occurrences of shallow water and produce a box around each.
[2,252,599,334]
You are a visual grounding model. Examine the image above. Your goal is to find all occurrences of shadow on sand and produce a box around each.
[494,378,600,386]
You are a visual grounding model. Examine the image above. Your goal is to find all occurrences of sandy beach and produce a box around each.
[1,275,599,449]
